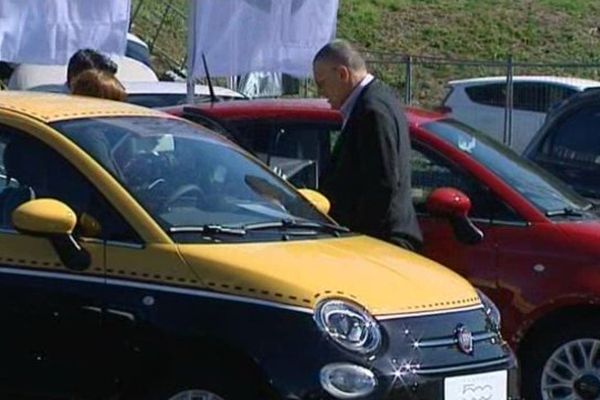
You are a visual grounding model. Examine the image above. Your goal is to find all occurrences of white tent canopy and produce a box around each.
[0,0,131,65]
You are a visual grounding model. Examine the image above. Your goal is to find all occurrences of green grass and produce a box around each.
[131,0,600,104]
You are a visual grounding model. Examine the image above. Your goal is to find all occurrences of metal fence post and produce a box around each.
[503,54,514,147]
[404,55,413,105]
[150,0,176,53]
[131,0,146,29]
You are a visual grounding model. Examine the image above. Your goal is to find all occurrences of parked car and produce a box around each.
[118,81,247,107]
[7,56,159,91]
[524,88,600,201]
[168,98,600,400]
[0,33,153,87]
[0,92,517,399]
[125,32,152,67]
[441,76,600,153]
[29,80,247,108]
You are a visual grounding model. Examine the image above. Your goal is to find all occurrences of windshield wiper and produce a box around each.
[244,219,350,237]
[169,224,247,236]
[583,202,596,211]
[545,207,584,218]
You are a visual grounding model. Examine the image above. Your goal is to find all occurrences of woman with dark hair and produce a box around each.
[66,48,118,90]
[70,69,126,102]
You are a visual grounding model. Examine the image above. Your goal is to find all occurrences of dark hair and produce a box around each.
[67,49,118,87]
[70,69,127,102]
[313,39,367,72]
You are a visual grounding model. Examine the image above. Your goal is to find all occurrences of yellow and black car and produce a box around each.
[0,92,518,399]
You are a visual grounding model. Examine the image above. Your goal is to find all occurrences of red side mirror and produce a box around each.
[426,187,483,245]
[426,187,472,218]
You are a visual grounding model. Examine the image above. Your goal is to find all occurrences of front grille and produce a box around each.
[379,307,508,372]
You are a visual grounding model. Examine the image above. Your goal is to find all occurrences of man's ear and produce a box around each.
[337,65,351,82]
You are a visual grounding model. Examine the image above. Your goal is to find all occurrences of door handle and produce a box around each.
[81,306,136,322]
[81,305,102,314]
[105,308,136,322]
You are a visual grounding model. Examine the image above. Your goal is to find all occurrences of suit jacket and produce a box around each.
[320,79,423,247]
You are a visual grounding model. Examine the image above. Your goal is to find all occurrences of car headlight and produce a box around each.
[477,289,501,330]
[314,299,382,354]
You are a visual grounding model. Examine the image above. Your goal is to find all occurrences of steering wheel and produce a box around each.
[163,184,207,210]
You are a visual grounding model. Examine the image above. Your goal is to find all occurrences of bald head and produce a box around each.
[313,40,369,109]
[313,39,367,73]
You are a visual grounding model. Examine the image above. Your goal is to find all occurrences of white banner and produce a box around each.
[0,0,131,65]
[190,0,338,78]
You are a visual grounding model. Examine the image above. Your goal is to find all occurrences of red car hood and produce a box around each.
[557,220,600,257]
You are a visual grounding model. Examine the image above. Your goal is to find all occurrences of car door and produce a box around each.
[411,142,503,296]
[0,127,111,398]
[530,103,600,199]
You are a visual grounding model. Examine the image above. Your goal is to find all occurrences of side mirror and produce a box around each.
[426,187,472,218]
[12,199,91,271]
[298,189,331,215]
[426,188,484,245]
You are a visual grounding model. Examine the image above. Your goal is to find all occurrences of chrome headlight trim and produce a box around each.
[320,363,377,399]
[314,299,382,354]
[477,289,501,330]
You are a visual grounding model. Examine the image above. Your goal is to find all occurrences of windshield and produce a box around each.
[52,117,331,240]
[423,119,591,213]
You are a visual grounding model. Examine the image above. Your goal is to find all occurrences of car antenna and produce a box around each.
[202,52,218,104]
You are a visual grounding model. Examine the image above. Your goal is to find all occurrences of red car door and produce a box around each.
[411,142,501,300]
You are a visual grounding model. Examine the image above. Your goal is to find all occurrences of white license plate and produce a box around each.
[444,370,507,400]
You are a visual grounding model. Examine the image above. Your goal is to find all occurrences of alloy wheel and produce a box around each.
[542,338,600,400]
[168,390,226,400]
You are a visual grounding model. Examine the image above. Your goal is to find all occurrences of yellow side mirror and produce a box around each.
[298,189,331,215]
[12,199,77,236]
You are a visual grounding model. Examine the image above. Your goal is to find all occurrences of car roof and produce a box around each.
[179,97,446,127]
[0,91,164,123]
[123,81,245,98]
[7,57,159,90]
[182,98,342,122]
[126,32,149,49]
[448,75,600,90]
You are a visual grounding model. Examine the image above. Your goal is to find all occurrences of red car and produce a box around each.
[165,99,600,400]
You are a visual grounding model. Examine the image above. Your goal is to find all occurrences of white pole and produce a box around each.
[186,0,197,104]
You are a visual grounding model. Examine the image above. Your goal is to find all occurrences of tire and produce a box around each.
[130,357,265,400]
[522,319,600,400]
[165,389,226,400]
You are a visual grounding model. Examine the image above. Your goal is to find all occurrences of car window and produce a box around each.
[227,120,339,189]
[464,83,506,107]
[229,121,273,163]
[125,40,152,67]
[53,117,331,243]
[535,105,600,197]
[0,126,139,242]
[513,83,576,113]
[541,105,600,165]
[411,143,521,221]
[423,119,592,214]
[127,94,186,108]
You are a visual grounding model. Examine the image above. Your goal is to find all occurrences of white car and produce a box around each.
[8,56,159,91]
[121,81,247,107]
[441,76,600,152]
[25,80,246,108]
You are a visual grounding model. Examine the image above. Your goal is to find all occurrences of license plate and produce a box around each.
[444,370,507,400]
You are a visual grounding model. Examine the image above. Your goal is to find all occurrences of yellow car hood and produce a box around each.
[178,235,479,317]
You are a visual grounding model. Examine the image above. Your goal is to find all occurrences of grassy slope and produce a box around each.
[131,0,600,104]
[338,0,600,61]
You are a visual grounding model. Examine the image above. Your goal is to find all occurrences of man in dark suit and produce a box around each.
[313,40,422,251]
